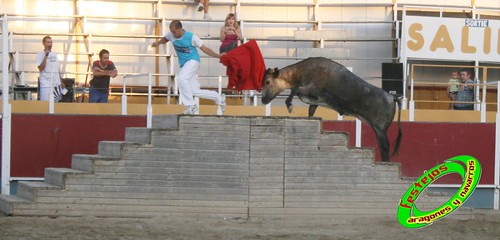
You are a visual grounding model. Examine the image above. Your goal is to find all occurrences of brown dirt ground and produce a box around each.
[0,210,499,239]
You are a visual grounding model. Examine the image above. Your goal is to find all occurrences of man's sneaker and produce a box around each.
[197,4,204,12]
[183,105,198,115]
[219,94,226,112]
[203,13,211,20]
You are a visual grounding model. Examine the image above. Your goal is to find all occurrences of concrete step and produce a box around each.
[63,177,249,189]
[0,195,31,215]
[179,115,251,129]
[283,182,411,192]
[71,154,121,172]
[32,196,248,207]
[54,184,249,196]
[121,147,250,158]
[124,127,153,144]
[151,138,250,151]
[7,203,248,218]
[97,141,143,158]
[120,152,250,164]
[44,168,88,187]
[17,181,60,202]
[35,190,249,202]
[152,127,250,139]
[151,114,180,129]
[93,165,250,177]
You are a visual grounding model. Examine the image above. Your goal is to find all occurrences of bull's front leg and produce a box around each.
[285,89,296,113]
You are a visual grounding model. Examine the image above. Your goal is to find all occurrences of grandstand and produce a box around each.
[1,0,498,115]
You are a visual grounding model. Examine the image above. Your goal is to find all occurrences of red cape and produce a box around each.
[220,40,266,91]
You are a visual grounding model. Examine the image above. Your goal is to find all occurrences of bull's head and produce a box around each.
[261,67,289,104]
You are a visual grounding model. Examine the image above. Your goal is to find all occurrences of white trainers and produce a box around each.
[183,105,199,115]
[219,94,226,112]
[203,13,211,20]
[197,3,204,12]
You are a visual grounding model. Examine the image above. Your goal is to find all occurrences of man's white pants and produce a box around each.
[39,86,52,101]
[178,60,221,106]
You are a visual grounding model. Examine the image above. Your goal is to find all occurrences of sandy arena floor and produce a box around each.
[1,210,499,239]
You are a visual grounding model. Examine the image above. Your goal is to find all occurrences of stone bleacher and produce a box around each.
[0,115,470,218]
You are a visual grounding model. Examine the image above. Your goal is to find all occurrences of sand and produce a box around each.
[1,210,499,239]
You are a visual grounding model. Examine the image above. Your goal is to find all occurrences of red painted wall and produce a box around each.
[323,121,495,185]
[0,115,495,186]
[0,114,145,177]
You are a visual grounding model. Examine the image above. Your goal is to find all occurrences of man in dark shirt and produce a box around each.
[453,69,475,110]
[89,49,117,103]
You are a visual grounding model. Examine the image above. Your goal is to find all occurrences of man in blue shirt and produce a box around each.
[151,20,225,114]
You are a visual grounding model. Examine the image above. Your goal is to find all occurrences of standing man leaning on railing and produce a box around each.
[89,49,118,103]
[36,36,65,101]
[453,69,475,110]
[151,20,226,115]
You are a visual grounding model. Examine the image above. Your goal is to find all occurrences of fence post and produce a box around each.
[121,74,127,115]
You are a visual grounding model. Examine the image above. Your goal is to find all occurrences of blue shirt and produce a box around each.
[165,31,203,67]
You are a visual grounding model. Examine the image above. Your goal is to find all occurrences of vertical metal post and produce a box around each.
[121,74,127,115]
[401,7,408,110]
[252,91,257,106]
[147,73,152,128]
[409,64,415,122]
[355,118,362,148]
[1,15,12,195]
[49,72,55,114]
[480,66,487,122]
[494,81,500,210]
[217,76,223,116]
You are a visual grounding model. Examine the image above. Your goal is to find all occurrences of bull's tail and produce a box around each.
[391,96,403,157]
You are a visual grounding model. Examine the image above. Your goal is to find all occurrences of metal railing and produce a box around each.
[408,63,500,122]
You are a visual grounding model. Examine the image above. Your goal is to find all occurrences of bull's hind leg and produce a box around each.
[308,104,318,117]
[374,127,390,162]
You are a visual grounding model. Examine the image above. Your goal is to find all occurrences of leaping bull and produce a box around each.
[261,57,402,162]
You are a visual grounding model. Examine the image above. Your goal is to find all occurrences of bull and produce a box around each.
[261,57,402,162]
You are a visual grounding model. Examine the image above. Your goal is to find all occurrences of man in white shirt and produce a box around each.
[36,36,64,101]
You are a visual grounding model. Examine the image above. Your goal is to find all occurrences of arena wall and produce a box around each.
[0,114,495,186]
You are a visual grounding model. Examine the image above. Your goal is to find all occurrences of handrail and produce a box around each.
[321,21,395,24]
[400,4,500,12]
[409,63,499,122]
[0,52,171,61]
[122,73,153,128]
[10,32,89,37]
[2,14,161,21]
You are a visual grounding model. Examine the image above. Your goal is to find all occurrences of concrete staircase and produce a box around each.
[0,115,466,218]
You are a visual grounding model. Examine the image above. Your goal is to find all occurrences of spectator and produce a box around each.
[453,69,475,110]
[219,13,243,54]
[89,49,118,103]
[36,36,65,101]
[446,70,459,109]
[195,0,211,20]
[150,20,226,115]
